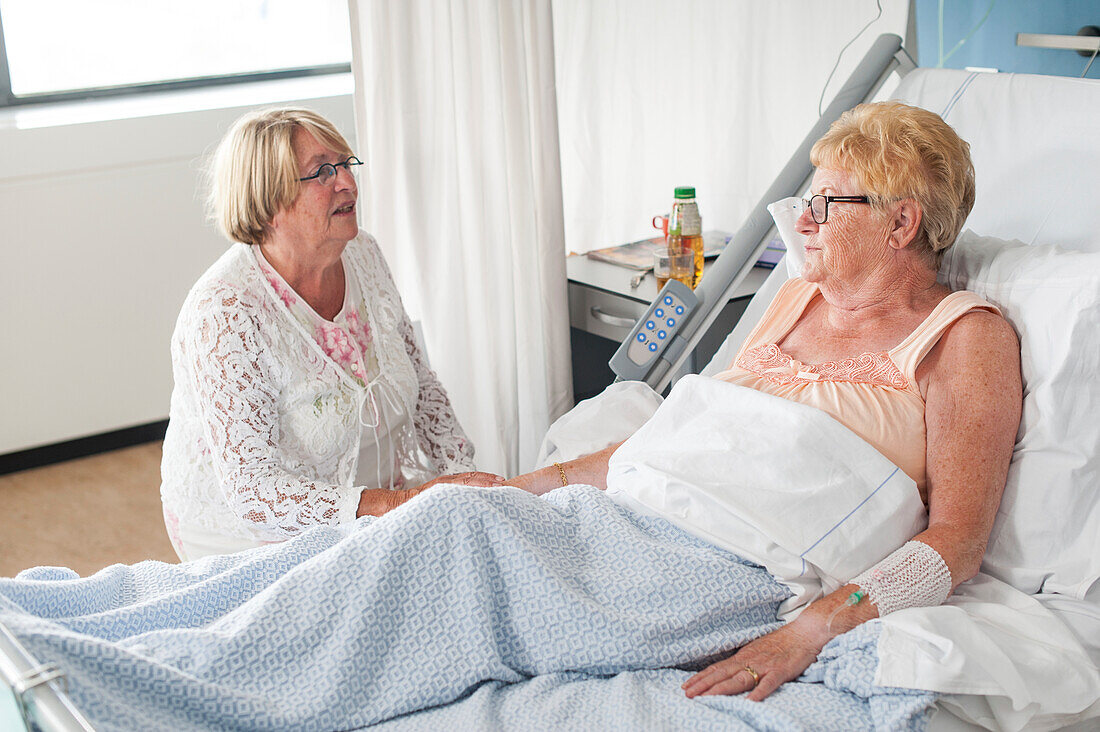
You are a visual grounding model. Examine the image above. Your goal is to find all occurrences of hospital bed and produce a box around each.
[573,32,1100,730]
[3,33,1099,731]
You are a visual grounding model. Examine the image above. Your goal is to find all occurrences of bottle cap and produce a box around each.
[674,186,696,199]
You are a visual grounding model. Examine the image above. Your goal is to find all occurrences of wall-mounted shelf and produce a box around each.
[1017,33,1100,54]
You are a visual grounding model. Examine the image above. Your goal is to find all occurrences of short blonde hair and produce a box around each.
[209,107,353,246]
[810,101,975,267]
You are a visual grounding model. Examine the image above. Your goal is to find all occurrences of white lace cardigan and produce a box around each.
[160,231,475,542]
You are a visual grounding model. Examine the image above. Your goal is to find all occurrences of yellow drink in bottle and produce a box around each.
[668,187,703,288]
[683,233,703,287]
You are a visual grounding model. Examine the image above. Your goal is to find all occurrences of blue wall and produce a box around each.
[915,0,1099,78]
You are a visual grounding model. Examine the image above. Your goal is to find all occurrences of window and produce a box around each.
[0,0,351,105]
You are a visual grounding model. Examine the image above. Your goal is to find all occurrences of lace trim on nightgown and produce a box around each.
[736,343,909,389]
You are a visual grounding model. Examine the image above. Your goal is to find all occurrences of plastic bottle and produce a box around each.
[667,186,703,288]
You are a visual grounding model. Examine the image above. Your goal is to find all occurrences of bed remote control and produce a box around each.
[608,279,699,382]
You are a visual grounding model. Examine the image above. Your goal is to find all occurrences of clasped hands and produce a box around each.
[356,471,505,517]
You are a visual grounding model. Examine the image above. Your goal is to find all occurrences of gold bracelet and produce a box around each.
[553,462,569,487]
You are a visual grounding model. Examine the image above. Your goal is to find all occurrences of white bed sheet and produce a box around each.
[604,375,925,618]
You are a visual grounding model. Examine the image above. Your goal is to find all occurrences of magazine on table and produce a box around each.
[584,230,732,270]
[584,230,786,271]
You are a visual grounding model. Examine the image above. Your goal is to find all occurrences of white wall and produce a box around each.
[551,0,911,254]
[0,76,355,454]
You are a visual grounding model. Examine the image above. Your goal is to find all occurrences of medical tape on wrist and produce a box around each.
[850,540,952,617]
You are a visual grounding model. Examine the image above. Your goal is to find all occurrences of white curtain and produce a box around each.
[551,0,911,253]
[348,0,573,475]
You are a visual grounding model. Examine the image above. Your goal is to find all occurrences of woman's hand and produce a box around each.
[420,471,506,490]
[356,488,410,517]
[682,616,829,701]
[683,585,876,701]
[356,472,505,518]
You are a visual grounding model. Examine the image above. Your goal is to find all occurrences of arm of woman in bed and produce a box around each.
[503,442,624,495]
[684,309,1023,701]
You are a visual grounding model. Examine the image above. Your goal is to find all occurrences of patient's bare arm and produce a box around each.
[504,442,624,495]
[910,310,1022,589]
[684,310,1023,702]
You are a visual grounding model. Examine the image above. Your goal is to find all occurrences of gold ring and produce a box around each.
[742,665,760,688]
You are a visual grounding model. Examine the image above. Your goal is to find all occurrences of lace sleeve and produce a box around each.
[398,315,477,473]
[182,295,356,540]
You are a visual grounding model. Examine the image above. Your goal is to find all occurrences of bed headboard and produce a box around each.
[894,68,1100,253]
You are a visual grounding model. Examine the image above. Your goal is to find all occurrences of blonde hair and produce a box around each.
[209,107,353,246]
[810,101,975,267]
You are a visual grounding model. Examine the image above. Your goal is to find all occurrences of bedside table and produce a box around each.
[566,255,770,402]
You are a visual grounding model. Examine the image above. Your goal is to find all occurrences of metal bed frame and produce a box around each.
[1,621,95,731]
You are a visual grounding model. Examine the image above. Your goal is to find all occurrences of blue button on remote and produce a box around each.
[666,318,676,327]
[654,308,664,317]
[646,320,655,330]
[657,330,666,339]
[648,342,658,351]
[636,333,645,342]
[675,305,684,315]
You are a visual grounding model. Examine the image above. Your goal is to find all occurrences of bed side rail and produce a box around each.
[0,621,96,731]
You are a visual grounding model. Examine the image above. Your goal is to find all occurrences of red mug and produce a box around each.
[652,214,669,238]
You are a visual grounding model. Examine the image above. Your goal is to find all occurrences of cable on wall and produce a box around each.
[817,0,885,118]
[937,0,996,68]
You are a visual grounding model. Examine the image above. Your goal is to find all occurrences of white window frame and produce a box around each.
[0,8,351,108]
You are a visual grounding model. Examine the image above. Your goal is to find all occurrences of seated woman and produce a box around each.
[507,99,1021,699]
[0,101,1022,729]
[160,108,502,562]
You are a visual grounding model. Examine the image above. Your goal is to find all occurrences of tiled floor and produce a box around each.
[0,442,178,577]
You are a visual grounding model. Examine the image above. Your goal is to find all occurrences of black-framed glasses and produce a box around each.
[801,194,870,224]
[299,156,363,185]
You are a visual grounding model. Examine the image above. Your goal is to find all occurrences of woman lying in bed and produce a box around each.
[505,99,1022,700]
[0,101,1022,729]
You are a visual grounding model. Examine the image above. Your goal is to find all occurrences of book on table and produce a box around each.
[756,238,787,270]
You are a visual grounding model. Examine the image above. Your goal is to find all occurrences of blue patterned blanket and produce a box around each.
[0,485,935,731]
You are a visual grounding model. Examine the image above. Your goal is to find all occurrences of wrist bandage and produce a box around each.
[851,540,953,616]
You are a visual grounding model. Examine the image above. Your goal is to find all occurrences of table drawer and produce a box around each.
[568,283,649,341]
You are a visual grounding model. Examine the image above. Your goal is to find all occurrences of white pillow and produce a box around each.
[535,380,663,468]
[938,230,1100,600]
